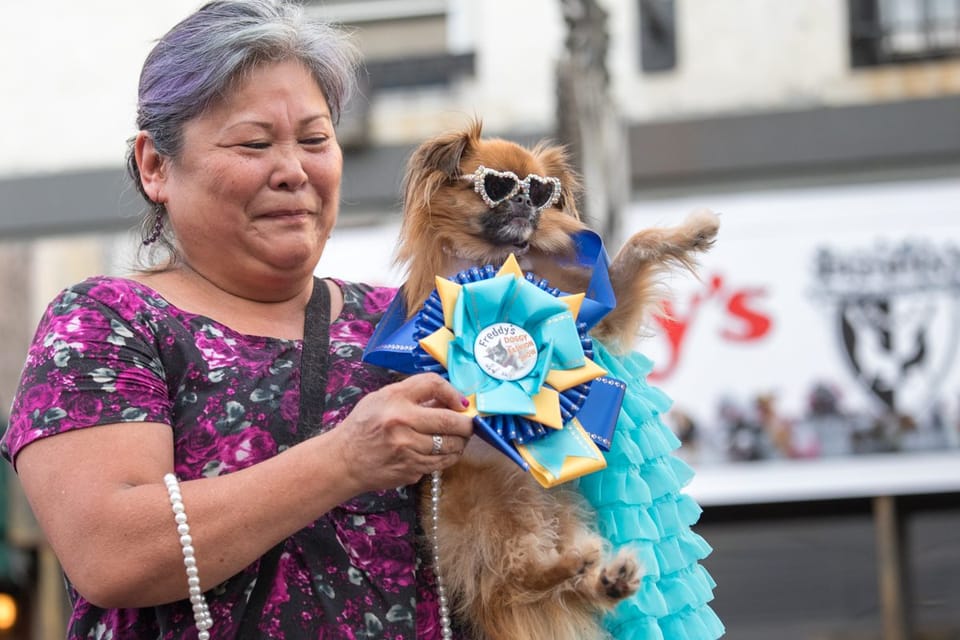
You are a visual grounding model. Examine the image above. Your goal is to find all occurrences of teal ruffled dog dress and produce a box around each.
[578,345,725,640]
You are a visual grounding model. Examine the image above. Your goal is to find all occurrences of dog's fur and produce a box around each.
[396,120,719,639]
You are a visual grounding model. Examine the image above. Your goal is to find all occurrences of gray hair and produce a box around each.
[127,0,361,268]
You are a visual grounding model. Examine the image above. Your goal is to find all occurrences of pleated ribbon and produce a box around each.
[362,232,625,487]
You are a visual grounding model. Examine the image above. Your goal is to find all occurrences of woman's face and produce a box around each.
[157,59,342,296]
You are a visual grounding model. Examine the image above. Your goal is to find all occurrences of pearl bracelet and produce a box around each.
[163,473,213,639]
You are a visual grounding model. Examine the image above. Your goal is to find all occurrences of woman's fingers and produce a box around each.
[420,429,469,458]
[400,373,470,412]
[391,374,474,439]
[412,403,474,439]
[335,372,476,490]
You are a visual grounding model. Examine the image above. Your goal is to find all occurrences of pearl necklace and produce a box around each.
[429,470,453,639]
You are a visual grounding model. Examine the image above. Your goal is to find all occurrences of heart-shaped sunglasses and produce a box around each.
[464,165,562,212]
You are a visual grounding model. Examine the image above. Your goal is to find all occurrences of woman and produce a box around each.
[1,1,473,638]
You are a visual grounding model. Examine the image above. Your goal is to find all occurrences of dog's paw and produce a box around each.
[684,207,720,251]
[598,550,641,601]
[575,537,603,575]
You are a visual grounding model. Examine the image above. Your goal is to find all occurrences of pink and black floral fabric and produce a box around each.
[3,276,446,639]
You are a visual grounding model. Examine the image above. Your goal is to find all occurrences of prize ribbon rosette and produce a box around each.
[363,231,626,488]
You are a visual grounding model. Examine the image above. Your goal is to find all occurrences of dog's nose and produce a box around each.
[512,192,532,207]
[508,193,537,219]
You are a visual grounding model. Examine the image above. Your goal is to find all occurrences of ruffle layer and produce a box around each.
[608,602,726,640]
[577,345,725,639]
[614,563,717,620]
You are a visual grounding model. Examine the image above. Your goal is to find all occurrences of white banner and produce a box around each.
[625,176,960,466]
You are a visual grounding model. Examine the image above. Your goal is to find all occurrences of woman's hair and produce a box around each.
[127,0,361,268]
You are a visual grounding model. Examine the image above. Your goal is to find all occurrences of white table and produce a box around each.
[686,451,960,640]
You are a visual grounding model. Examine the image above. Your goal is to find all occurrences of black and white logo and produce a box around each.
[815,240,960,416]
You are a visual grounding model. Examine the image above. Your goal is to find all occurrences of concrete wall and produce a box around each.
[0,1,199,178]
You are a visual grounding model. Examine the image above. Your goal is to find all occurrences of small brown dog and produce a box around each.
[396,120,718,639]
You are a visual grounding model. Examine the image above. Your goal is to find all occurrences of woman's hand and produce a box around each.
[333,373,474,491]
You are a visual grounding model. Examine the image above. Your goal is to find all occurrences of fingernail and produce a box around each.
[461,396,470,408]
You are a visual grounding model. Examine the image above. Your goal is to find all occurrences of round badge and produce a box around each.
[473,322,539,381]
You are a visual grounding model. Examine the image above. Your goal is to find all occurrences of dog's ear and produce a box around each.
[401,120,482,217]
[532,141,582,220]
[417,129,473,178]
[407,119,481,179]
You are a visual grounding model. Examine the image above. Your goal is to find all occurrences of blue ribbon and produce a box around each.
[362,230,623,476]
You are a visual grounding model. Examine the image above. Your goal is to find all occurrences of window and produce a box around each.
[302,0,474,89]
[303,0,446,22]
[639,0,677,73]
[849,0,960,67]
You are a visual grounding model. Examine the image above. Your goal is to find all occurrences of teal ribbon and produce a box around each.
[447,270,586,416]
[360,231,625,472]
[521,419,605,478]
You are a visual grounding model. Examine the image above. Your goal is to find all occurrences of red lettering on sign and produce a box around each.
[649,273,772,381]
[722,289,772,341]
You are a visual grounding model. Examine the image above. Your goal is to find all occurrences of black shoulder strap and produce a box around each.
[297,277,332,435]
[239,277,331,639]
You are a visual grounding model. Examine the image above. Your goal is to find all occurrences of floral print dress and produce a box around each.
[2,276,447,639]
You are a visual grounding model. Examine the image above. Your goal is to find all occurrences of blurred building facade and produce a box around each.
[1,0,959,637]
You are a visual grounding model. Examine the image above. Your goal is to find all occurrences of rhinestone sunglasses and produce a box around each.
[464,165,562,212]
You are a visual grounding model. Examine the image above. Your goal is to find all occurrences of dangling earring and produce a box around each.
[143,205,165,246]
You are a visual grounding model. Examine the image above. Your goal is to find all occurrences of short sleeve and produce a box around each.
[2,284,172,465]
